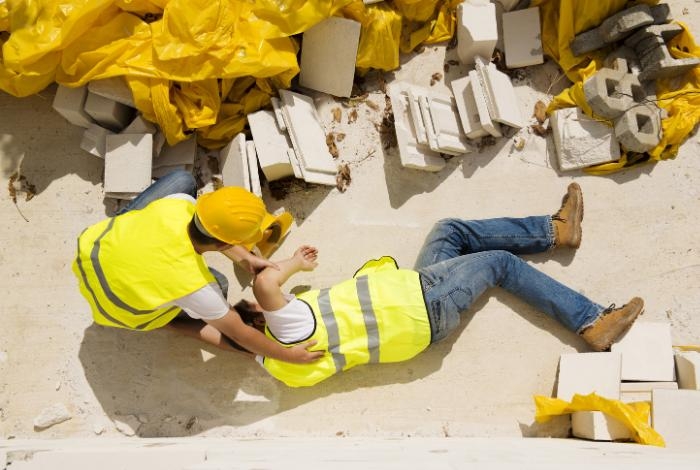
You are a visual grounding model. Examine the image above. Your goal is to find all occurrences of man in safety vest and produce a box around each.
[72,170,322,364]
[247,183,644,387]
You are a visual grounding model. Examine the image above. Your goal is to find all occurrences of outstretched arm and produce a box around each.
[221,245,279,275]
[253,245,318,311]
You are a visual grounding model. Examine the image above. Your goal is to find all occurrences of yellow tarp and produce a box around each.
[534,392,665,446]
[0,0,457,149]
[534,0,700,174]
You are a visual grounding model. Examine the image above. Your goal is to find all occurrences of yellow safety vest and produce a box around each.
[262,256,431,387]
[72,198,216,330]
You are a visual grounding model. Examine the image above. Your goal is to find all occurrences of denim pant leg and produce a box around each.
[419,250,604,343]
[115,169,197,215]
[414,216,555,269]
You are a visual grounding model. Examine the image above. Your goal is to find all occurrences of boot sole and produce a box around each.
[568,183,583,248]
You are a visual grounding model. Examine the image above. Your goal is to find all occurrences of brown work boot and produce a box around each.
[580,297,644,351]
[553,182,584,248]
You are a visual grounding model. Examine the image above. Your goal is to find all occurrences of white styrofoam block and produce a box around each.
[52,85,94,128]
[218,133,250,189]
[386,82,446,172]
[246,141,262,197]
[468,70,502,137]
[88,77,136,107]
[550,107,621,171]
[407,88,429,146]
[104,134,153,194]
[270,97,287,132]
[426,93,471,155]
[84,92,135,132]
[476,58,525,129]
[450,76,488,139]
[611,322,675,382]
[278,89,337,175]
[502,7,544,69]
[572,411,633,441]
[456,2,498,65]
[299,17,361,98]
[652,389,700,449]
[154,137,196,168]
[80,124,114,158]
[123,115,157,134]
[247,110,294,182]
[620,382,678,392]
[675,351,700,390]
[556,352,622,402]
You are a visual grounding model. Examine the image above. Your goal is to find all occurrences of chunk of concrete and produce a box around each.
[651,4,672,25]
[246,141,262,197]
[614,103,661,153]
[570,28,606,57]
[87,77,136,108]
[80,124,114,158]
[218,133,250,189]
[598,4,654,43]
[299,17,361,98]
[652,389,700,449]
[468,70,502,137]
[624,23,683,49]
[556,352,622,402]
[475,57,525,129]
[416,91,471,156]
[84,92,135,132]
[104,134,153,194]
[456,1,498,65]
[270,97,287,132]
[583,59,636,119]
[451,75,489,139]
[502,7,543,69]
[122,115,157,135]
[386,82,446,172]
[407,88,429,146]
[571,411,633,441]
[550,107,620,171]
[52,85,94,128]
[247,110,294,182]
[611,322,675,381]
[675,351,700,390]
[154,137,197,168]
[33,403,72,430]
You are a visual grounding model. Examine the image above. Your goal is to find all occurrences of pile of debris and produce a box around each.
[552,321,700,448]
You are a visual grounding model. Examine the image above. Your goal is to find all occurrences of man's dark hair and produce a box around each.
[188,217,228,248]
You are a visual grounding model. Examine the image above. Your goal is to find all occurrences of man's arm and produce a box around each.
[221,245,278,275]
[206,307,322,363]
[253,246,318,311]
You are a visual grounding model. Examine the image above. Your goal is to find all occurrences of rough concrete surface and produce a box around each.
[0,1,699,447]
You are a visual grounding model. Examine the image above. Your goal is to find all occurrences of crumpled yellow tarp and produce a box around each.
[534,392,665,446]
[0,0,455,149]
[533,0,700,174]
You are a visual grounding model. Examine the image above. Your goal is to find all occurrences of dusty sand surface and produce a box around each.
[1,1,699,441]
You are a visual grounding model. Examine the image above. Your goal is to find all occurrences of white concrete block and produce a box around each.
[675,351,700,390]
[84,92,135,132]
[620,381,678,393]
[422,93,471,155]
[550,107,621,171]
[279,89,338,175]
[571,411,633,441]
[652,389,700,449]
[407,88,429,146]
[247,110,294,182]
[556,352,621,401]
[456,1,498,65]
[52,85,94,128]
[468,70,502,137]
[87,77,135,107]
[621,391,651,403]
[611,322,675,381]
[122,115,157,134]
[218,133,250,189]
[270,97,287,132]
[386,82,446,172]
[104,134,153,194]
[154,137,196,168]
[246,141,262,197]
[287,148,304,179]
[502,7,544,68]
[80,124,114,158]
[451,75,489,139]
[475,57,525,129]
[299,17,361,98]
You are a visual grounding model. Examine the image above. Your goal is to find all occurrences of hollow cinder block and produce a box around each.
[599,4,654,43]
[570,28,606,57]
[614,103,661,153]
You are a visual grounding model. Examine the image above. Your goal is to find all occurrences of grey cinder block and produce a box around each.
[599,4,654,43]
[614,104,661,153]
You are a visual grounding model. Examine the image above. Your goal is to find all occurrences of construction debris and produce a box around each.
[33,403,71,430]
[502,7,544,68]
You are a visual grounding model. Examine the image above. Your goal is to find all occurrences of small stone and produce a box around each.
[33,403,72,430]
[114,414,140,436]
[93,423,105,435]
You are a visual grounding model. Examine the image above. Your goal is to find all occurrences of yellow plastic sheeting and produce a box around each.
[534,393,665,447]
[534,0,700,174]
[343,2,402,72]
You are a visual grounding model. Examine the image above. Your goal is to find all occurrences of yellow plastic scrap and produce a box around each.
[534,392,665,447]
[533,0,700,174]
[343,2,402,72]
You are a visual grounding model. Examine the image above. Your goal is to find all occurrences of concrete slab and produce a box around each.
[80,124,114,159]
[83,92,135,132]
[52,85,94,128]
[247,110,294,182]
[218,133,249,189]
[299,17,361,98]
[246,141,262,197]
[571,411,632,441]
[475,58,525,129]
[611,322,675,382]
[502,7,544,69]
[651,389,700,449]
[468,69,502,137]
[456,1,498,65]
[423,93,471,155]
[154,138,197,168]
[556,352,621,402]
[87,77,136,108]
[103,133,152,195]
[550,107,620,171]
[450,76,488,139]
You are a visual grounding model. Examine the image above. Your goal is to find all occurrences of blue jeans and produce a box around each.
[114,170,229,297]
[415,216,604,343]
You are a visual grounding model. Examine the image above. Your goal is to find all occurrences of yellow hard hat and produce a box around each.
[194,186,267,245]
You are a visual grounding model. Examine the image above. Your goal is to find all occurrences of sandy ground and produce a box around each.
[1,1,699,442]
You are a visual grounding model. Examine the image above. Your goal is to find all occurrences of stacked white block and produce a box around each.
[88,77,136,108]
[80,124,114,158]
[456,1,498,65]
[247,110,295,182]
[620,381,677,403]
[299,17,361,98]
[84,92,135,132]
[474,56,526,130]
[611,322,675,382]
[219,133,251,190]
[450,75,489,139]
[652,389,700,449]
[502,7,544,69]
[104,134,153,199]
[52,85,94,128]
[674,351,700,390]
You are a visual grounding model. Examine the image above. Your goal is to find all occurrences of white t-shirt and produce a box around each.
[256,293,315,365]
[159,193,230,321]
